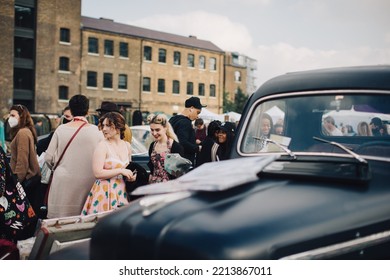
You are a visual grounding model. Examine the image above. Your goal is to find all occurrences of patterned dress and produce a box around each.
[149,140,172,183]
[81,144,129,215]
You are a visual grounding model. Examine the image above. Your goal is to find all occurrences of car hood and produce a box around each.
[90,158,390,260]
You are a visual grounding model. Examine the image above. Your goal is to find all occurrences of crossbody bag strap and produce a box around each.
[53,122,87,171]
[43,122,87,206]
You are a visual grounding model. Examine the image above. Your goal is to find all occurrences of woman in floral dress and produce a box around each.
[81,112,136,215]
[147,114,184,183]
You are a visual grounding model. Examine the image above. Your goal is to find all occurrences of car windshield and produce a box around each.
[239,92,390,159]
[131,125,152,150]
[131,136,148,155]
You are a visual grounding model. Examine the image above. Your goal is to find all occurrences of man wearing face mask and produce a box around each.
[61,106,73,124]
[8,104,41,213]
[36,106,73,156]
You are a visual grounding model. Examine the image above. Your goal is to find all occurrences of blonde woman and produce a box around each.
[147,114,184,183]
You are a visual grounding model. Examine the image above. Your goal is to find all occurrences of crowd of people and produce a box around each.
[0,95,240,245]
[2,94,389,247]
[323,116,389,137]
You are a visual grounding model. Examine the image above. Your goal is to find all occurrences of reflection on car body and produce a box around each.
[43,65,390,260]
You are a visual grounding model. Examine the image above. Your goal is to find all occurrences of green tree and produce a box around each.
[223,91,235,113]
[234,87,248,114]
[223,87,249,114]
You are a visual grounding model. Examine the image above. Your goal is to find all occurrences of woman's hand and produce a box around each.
[121,169,137,182]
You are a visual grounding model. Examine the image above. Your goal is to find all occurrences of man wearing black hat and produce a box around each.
[169,97,207,166]
[370,117,383,136]
[96,101,132,143]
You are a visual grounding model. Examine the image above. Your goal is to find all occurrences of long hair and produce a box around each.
[357,121,372,136]
[148,114,178,142]
[9,104,37,144]
[98,112,126,139]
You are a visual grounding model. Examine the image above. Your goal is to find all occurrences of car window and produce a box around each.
[240,92,390,158]
[131,137,148,155]
[131,126,153,150]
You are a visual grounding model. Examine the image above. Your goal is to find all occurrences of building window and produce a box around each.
[15,5,34,29]
[158,48,166,63]
[88,37,99,54]
[187,54,195,67]
[144,46,152,61]
[187,82,193,95]
[59,57,70,71]
[87,71,97,87]
[198,83,205,96]
[210,84,216,97]
[103,73,113,88]
[172,80,180,94]
[173,51,181,65]
[199,55,206,69]
[209,57,217,71]
[59,86,69,100]
[118,74,127,90]
[234,71,241,82]
[143,77,151,91]
[158,79,165,93]
[60,28,70,43]
[14,37,34,59]
[14,68,33,90]
[232,53,239,64]
[104,40,114,56]
[119,42,128,58]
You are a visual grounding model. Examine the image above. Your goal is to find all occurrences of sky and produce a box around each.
[82,0,390,89]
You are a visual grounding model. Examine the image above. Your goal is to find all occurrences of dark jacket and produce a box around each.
[195,138,220,167]
[169,115,198,165]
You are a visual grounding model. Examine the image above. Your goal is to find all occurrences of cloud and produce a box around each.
[128,11,253,52]
[128,10,390,90]
[251,43,390,87]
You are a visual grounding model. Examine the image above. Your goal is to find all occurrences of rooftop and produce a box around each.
[81,16,224,53]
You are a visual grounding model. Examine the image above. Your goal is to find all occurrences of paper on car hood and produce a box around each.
[132,155,279,196]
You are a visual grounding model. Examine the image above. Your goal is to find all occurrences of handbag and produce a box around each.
[164,153,192,178]
[0,146,37,243]
[125,161,149,199]
[43,122,87,205]
[40,161,52,184]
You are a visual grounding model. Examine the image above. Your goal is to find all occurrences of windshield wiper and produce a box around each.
[253,136,297,159]
[313,136,367,164]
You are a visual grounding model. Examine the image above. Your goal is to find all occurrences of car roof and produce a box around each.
[253,65,390,99]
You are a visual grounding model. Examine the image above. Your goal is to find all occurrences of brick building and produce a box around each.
[0,0,256,123]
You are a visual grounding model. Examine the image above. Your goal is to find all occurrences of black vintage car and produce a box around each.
[52,65,390,260]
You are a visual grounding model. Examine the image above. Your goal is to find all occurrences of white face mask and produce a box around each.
[8,116,19,128]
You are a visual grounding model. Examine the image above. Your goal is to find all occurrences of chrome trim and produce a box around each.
[139,191,193,216]
[239,151,390,163]
[280,229,390,259]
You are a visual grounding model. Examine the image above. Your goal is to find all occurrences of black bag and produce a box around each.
[23,174,46,216]
[125,162,149,200]
[0,146,38,243]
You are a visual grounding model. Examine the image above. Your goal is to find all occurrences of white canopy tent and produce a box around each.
[199,108,223,121]
[266,106,285,124]
[222,112,242,122]
[323,107,390,132]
